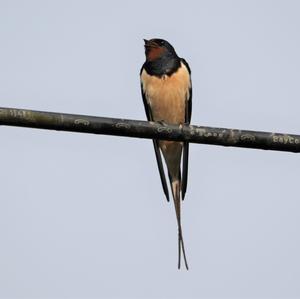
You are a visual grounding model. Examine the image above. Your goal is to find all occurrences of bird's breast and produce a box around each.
[141,62,191,125]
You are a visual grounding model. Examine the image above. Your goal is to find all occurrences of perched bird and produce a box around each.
[140,38,192,269]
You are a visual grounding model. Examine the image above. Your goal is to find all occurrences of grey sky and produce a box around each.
[1,0,300,298]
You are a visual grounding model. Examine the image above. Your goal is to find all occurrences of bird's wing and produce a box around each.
[140,69,170,201]
[180,58,192,200]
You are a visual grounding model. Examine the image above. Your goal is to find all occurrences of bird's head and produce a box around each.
[144,38,177,62]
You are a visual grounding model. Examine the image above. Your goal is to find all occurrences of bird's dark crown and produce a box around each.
[144,38,176,55]
[143,38,181,77]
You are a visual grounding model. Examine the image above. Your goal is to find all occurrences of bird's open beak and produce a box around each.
[144,39,159,48]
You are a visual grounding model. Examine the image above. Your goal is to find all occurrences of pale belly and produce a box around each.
[141,62,191,178]
[140,62,190,125]
[150,88,185,124]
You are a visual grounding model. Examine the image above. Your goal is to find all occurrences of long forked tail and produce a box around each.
[171,179,189,270]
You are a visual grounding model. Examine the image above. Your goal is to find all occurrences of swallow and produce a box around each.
[140,38,192,269]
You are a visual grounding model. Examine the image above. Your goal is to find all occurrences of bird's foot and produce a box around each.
[179,122,189,130]
[157,120,167,126]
